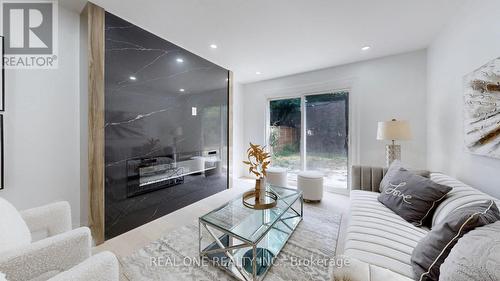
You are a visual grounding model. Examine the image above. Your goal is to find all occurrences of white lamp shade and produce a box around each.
[377,120,412,141]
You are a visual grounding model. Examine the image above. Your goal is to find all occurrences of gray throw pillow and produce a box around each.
[379,160,405,193]
[440,221,500,281]
[411,200,500,281]
[379,160,430,193]
[378,168,452,226]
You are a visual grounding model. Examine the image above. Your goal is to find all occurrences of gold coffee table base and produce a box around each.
[242,190,278,210]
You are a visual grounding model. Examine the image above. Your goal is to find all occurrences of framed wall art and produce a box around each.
[0,35,4,111]
[0,115,3,189]
[464,57,500,158]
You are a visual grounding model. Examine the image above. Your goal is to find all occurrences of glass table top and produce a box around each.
[200,184,302,243]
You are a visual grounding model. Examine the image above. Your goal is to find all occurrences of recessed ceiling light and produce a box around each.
[129,76,137,81]
[256,71,262,75]
[176,58,184,63]
[361,46,371,51]
[210,44,218,49]
[179,88,185,92]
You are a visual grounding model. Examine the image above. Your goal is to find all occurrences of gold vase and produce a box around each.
[254,178,262,202]
[242,177,277,210]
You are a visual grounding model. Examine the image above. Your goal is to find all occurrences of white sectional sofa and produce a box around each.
[340,166,500,281]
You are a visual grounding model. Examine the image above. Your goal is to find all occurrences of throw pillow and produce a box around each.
[379,160,405,192]
[377,168,452,226]
[0,197,32,253]
[379,160,430,193]
[411,200,500,281]
[439,220,500,281]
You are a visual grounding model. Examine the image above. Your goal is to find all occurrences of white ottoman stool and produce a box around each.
[265,167,288,187]
[297,171,324,202]
[189,156,205,173]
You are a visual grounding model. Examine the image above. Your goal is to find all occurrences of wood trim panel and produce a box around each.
[83,2,105,245]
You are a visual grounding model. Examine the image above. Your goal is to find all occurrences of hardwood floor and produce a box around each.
[94,177,350,280]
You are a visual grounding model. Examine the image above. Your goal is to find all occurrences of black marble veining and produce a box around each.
[105,12,229,239]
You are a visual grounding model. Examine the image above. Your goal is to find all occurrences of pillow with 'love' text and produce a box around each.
[378,168,452,226]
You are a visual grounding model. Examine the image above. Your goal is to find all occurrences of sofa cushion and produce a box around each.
[429,173,500,227]
[378,169,452,226]
[411,200,500,281]
[333,257,414,281]
[0,197,32,253]
[345,190,428,279]
[439,221,500,281]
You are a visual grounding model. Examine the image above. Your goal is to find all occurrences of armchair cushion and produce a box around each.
[0,227,91,281]
[20,201,72,239]
[0,197,31,253]
[48,251,119,281]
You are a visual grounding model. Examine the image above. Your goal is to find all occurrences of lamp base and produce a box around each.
[385,144,401,167]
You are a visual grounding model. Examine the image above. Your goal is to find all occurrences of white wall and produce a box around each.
[231,82,245,185]
[427,0,500,198]
[0,6,82,226]
[239,50,428,178]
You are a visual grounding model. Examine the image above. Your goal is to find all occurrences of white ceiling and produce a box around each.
[71,0,465,83]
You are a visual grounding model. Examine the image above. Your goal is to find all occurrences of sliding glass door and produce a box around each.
[268,91,349,190]
[305,92,348,189]
[269,98,301,180]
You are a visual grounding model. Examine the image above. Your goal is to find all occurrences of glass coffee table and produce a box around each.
[199,184,303,281]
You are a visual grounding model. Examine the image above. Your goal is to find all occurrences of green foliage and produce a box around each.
[275,143,299,157]
[305,91,348,103]
[270,98,301,127]
[269,126,279,149]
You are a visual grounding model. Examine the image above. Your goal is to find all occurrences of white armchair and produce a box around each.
[21,201,73,238]
[47,251,119,281]
[0,198,119,281]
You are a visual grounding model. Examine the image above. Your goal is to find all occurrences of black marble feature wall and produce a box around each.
[105,12,229,239]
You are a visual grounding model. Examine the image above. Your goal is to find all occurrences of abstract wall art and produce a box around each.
[0,35,4,111]
[464,57,500,159]
[0,115,3,189]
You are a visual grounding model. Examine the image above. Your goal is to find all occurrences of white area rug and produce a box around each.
[121,204,342,281]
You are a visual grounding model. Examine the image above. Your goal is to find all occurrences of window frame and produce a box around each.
[265,88,352,195]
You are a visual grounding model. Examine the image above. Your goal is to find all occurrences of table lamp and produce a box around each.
[377,119,412,166]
